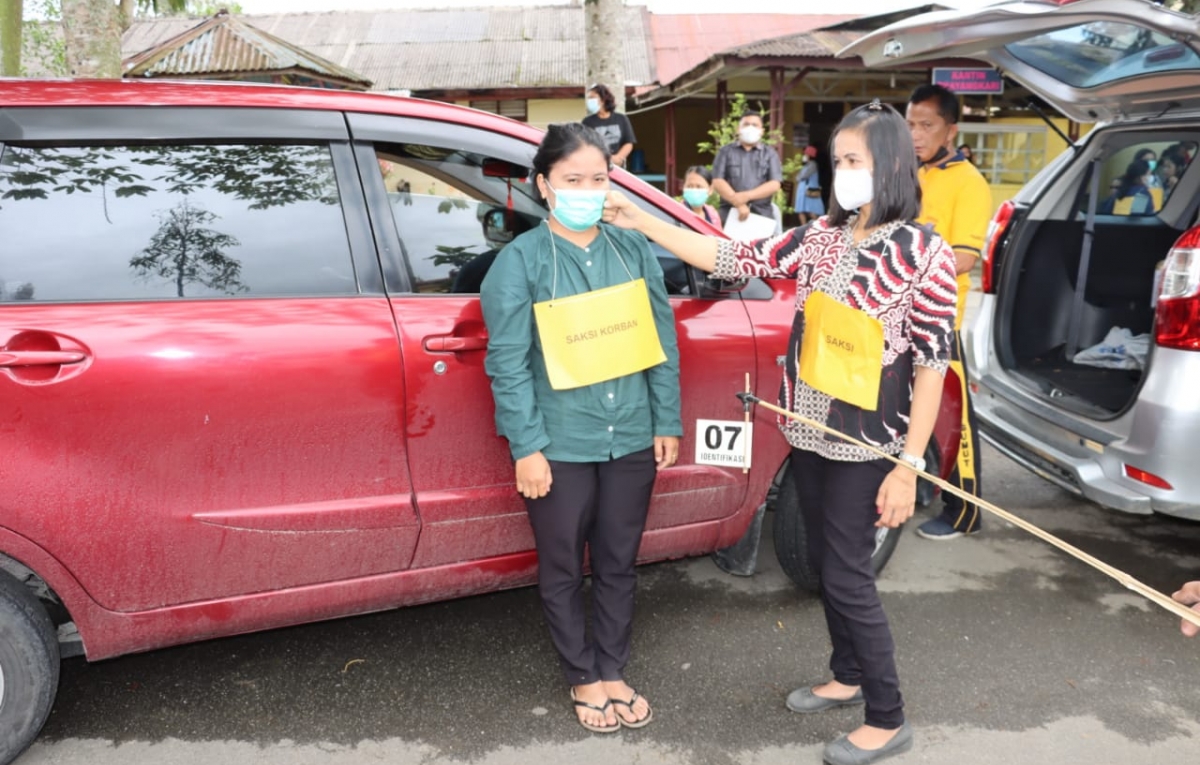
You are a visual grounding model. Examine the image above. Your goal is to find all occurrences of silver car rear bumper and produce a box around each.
[972,360,1200,522]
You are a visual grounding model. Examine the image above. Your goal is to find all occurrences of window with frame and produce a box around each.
[0,142,356,302]
[469,100,529,122]
[376,144,543,294]
[1081,139,1196,218]
[1008,22,1200,89]
[956,123,1048,186]
[375,143,697,296]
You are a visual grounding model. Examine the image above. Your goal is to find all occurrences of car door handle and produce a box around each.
[422,335,488,352]
[0,350,88,367]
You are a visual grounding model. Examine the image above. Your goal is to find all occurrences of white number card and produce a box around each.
[694,419,753,469]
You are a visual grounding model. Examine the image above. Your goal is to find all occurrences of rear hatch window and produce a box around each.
[1009,22,1200,89]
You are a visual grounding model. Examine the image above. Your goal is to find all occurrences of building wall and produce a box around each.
[630,97,833,200]
[528,99,588,130]
[458,85,1088,218]
[974,116,1088,212]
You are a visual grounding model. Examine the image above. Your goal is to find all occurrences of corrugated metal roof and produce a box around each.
[122,7,655,93]
[727,29,864,60]
[123,11,371,88]
[649,14,854,85]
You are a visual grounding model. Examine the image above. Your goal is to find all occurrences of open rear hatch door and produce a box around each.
[839,0,1200,124]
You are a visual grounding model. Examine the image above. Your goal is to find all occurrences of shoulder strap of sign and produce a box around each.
[544,222,633,301]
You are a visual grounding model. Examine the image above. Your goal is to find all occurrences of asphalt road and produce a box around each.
[17,442,1200,765]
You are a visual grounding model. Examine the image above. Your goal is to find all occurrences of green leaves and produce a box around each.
[130,197,245,297]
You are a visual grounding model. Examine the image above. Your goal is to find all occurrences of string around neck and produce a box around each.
[544,221,634,301]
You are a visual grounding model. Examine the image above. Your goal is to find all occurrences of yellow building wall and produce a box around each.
[527,99,588,130]
[975,115,1090,214]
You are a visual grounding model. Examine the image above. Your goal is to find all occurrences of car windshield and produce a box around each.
[1006,21,1200,89]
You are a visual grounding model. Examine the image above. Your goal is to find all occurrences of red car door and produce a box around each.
[0,108,419,612]
[348,112,759,569]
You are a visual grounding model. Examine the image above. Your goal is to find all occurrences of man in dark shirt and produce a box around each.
[711,111,782,223]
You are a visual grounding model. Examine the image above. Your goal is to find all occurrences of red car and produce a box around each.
[0,79,962,763]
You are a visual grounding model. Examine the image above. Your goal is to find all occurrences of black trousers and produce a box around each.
[941,330,983,532]
[791,448,905,729]
[524,448,657,686]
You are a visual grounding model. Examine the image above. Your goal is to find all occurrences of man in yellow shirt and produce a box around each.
[907,84,992,541]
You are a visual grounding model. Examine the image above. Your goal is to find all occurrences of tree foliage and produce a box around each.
[2,142,337,296]
[1,144,340,212]
[20,1,241,79]
[1,0,23,76]
[130,197,244,297]
[22,1,67,76]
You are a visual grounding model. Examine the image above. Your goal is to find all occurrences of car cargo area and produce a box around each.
[1002,218,1182,414]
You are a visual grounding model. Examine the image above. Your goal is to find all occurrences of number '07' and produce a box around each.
[704,425,741,450]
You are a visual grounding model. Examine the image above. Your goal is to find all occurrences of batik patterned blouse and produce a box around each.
[712,216,957,461]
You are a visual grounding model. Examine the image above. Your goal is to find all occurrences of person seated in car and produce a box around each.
[1157,145,1189,198]
[1099,158,1156,216]
[451,205,532,293]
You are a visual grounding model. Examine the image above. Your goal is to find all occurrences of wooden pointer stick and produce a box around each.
[735,391,1200,629]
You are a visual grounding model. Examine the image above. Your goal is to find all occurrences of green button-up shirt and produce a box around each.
[480,223,683,462]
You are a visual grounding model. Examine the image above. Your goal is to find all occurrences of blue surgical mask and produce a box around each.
[682,188,709,208]
[585,97,601,115]
[547,182,607,231]
[1147,159,1158,172]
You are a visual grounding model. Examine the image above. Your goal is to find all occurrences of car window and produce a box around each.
[373,143,695,296]
[1008,23,1200,89]
[375,145,544,295]
[1084,140,1196,218]
[0,143,356,302]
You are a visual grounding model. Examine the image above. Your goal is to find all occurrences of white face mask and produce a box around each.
[833,168,874,211]
[739,125,762,145]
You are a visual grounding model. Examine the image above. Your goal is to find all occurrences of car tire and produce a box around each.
[915,439,942,508]
[773,461,904,593]
[0,571,60,765]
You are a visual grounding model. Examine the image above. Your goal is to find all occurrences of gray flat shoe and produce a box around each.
[785,685,865,714]
[822,722,913,765]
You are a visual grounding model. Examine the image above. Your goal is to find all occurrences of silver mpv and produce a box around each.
[846,0,1200,521]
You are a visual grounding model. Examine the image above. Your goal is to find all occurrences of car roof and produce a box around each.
[0,78,546,144]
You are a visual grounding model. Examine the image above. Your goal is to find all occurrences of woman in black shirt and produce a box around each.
[582,84,636,168]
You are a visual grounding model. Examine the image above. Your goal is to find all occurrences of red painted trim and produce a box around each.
[48,518,749,661]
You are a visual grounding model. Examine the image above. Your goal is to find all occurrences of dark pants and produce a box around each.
[940,330,983,532]
[524,448,657,686]
[791,448,905,729]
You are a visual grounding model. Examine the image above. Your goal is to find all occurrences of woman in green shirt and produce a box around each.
[480,123,682,733]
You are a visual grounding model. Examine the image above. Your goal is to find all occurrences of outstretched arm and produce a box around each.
[604,191,719,272]
[604,190,806,281]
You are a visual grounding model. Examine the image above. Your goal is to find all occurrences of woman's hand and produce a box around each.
[602,190,643,230]
[1172,581,1200,637]
[654,436,680,470]
[515,452,553,499]
[875,466,917,528]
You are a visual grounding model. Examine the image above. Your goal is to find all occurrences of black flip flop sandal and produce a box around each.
[570,688,620,734]
[611,690,653,728]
